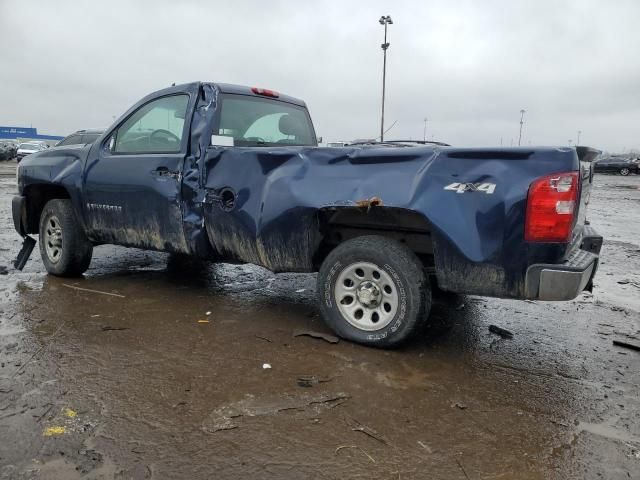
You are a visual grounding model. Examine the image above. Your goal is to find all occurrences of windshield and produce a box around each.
[19,143,40,149]
[214,94,316,147]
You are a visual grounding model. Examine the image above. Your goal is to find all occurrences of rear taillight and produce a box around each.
[525,172,579,242]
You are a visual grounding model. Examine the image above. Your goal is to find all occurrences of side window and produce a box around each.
[114,95,189,154]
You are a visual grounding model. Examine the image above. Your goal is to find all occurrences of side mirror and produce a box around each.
[317,136,323,144]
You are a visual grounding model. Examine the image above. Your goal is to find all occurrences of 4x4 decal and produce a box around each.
[444,182,496,194]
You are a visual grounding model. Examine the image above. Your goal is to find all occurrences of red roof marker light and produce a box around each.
[251,87,279,98]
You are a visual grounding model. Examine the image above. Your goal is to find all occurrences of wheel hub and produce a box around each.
[333,261,399,332]
[356,281,381,308]
[44,216,63,263]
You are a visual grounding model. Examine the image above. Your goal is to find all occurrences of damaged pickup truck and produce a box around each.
[12,82,603,347]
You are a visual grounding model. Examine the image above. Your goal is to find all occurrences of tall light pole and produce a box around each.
[518,109,526,146]
[423,117,428,142]
[379,15,393,142]
[576,130,581,146]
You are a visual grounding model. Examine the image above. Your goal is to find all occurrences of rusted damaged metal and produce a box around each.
[355,196,383,211]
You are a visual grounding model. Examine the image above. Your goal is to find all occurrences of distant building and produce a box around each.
[0,126,63,144]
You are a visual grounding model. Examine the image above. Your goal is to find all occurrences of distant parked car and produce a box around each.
[593,157,639,176]
[0,142,17,160]
[56,129,104,147]
[16,142,48,162]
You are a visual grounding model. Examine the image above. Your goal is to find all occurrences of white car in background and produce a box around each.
[16,141,48,162]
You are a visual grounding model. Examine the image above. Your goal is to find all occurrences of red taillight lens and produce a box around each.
[525,172,579,242]
[251,87,279,98]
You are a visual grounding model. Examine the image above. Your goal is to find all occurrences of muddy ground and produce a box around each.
[0,160,638,479]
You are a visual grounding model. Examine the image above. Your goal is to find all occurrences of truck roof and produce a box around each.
[154,82,306,107]
[214,83,307,107]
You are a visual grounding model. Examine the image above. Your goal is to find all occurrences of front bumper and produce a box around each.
[525,226,603,301]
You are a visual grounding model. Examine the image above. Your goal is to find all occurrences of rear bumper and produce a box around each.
[525,226,603,301]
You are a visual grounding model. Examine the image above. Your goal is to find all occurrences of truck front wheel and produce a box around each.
[39,199,93,276]
[317,235,431,348]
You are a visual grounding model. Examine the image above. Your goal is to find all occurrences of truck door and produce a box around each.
[83,94,190,252]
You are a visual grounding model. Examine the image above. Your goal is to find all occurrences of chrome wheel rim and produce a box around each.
[621,168,629,175]
[334,261,398,331]
[44,215,63,263]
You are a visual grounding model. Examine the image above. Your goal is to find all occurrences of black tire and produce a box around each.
[39,199,93,276]
[317,235,431,348]
[620,167,630,176]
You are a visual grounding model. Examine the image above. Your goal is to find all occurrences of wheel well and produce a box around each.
[23,184,71,234]
[313,206,434,270]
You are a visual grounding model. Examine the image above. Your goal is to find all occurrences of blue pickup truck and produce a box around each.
[12,82,603,347]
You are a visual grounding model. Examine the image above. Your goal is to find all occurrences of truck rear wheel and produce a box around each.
[39,199,93,276]
[317,235,431,348]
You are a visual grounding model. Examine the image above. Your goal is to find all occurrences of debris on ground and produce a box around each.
[202,392,351,433]
[613,339,640,352]
[296,375,334,388]
[206,311,212,316]
[100,326,130,332]
[197,319,209,324]
[295,288,306,293]
[0,265,8,275]
[293,329,340,344]
[63,408,77,418]
[335,445,375,463]
[76,449,104,475]
[347,417,387,444]
[262,363,272,369]
[297,377,316,387]
[417,441,433,453]
[489,325,514,339]
[254,335,272,343]
[43,426,66,436]
[452,402,468,410]
[62,284,125,298]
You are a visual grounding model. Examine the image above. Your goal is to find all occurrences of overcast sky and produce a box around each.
[1,0,638,152]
